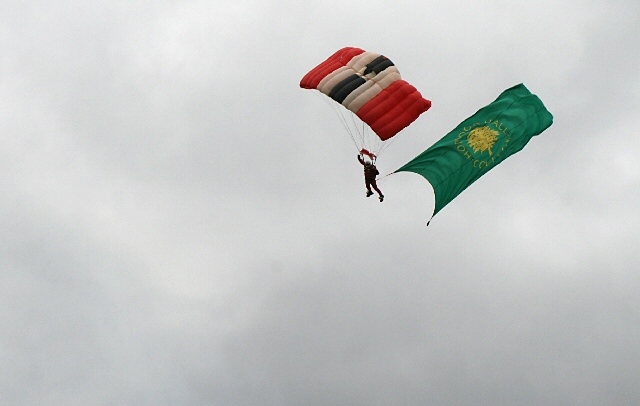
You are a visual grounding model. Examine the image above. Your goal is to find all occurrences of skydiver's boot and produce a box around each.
[379,195,384,202]
[366,190,374,197]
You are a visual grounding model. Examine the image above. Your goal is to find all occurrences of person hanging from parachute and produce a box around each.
[357,148,383,201]
[299,47,431,201]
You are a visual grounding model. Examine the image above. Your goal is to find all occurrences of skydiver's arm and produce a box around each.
[357,155,365,166]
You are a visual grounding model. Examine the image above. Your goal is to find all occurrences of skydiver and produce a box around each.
[358,154,384,202]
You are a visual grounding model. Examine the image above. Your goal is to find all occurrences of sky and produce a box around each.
[1,0,639,405]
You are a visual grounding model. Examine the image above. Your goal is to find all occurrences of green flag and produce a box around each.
[396,83,553,222]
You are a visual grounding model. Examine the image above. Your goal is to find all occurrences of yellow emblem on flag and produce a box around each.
[468,126,500,156]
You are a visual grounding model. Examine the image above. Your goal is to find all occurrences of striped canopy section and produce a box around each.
[300,47,431,141]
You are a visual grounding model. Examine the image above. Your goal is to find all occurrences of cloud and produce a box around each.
[1,0,639,404]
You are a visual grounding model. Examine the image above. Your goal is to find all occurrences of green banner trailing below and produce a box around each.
[395,83,553,222]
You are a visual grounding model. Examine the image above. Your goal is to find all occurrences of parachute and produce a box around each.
[300,47,431,159]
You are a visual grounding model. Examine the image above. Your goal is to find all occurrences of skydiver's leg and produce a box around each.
[370,180,383,197]
[365,180,373,197]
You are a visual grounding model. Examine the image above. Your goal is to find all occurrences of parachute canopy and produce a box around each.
[300,47,431,142]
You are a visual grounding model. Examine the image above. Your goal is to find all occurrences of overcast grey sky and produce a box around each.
[1,1,639,405]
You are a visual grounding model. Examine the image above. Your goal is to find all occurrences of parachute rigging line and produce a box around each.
[313,91,361,152]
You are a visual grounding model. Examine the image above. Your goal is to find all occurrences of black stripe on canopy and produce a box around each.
[363,56,394,75]
[328,74,366,104]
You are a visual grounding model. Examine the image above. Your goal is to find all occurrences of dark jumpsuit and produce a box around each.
[358,155,383,198]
